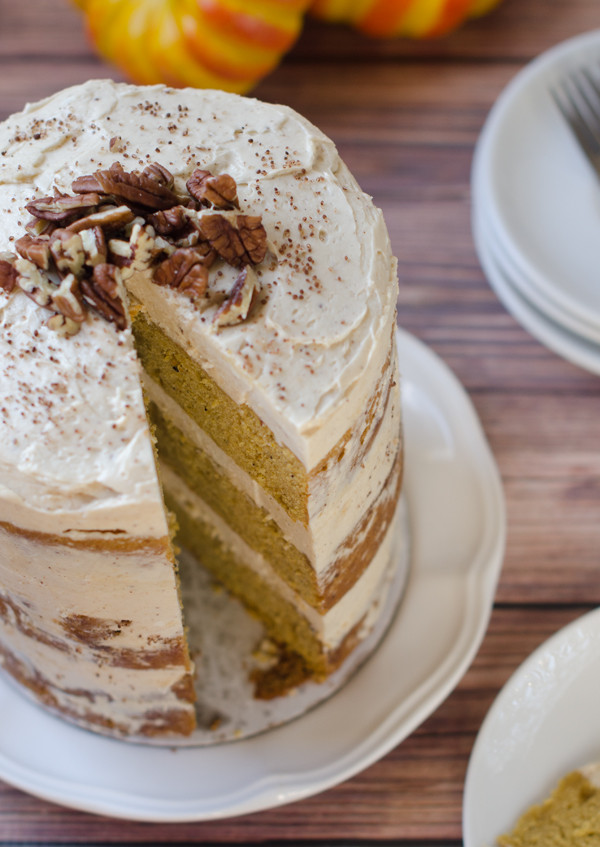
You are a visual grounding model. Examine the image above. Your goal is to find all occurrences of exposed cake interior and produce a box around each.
[0,80,403,738]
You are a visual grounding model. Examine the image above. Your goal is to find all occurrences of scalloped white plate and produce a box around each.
[0,329,505,821]
[463,608,600,847]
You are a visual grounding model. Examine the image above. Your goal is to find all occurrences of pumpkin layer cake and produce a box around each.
[0,80,403,739]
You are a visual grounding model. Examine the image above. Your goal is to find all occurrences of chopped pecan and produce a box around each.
[49,229,85,276]
[15,234,51,270]
[143,162,174,189]
[148,205,189,237]
[72,162,179,211]
[80,264,127,330]
[14,258,55,308]
[51,273,86,323]
[213,266,260,327]
[0,254,18,293]
[25,217,56,239]
[108,223,158,278]
[79,226,107,267]
[66,204,135,233]
[196,212,267,268]
[192,240,217,268]
[46,313,81,337]
[186,169,239,210]
[153,249,208,300]
[26,192,101,222]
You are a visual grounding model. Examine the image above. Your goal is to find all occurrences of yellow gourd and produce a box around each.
[73,0,502,92]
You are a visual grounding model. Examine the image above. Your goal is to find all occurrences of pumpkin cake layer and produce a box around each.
[162,465,400,677]
[142,338,402,612]
[0,80,402,739]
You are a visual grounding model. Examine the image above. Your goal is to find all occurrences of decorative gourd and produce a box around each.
[73,0,313,93]
[308,0,502,38]
[73,0,502,93]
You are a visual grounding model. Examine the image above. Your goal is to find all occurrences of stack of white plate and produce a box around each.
[472,30,600,375]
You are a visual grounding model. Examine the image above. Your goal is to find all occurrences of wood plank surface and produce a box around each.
[1,0,599,843]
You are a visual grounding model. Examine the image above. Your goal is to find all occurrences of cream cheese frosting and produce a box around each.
[0,80,398,480]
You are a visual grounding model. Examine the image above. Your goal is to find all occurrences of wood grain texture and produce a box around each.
[1,0,599,842]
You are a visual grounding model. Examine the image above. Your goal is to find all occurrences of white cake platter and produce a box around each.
[0,328,505,821]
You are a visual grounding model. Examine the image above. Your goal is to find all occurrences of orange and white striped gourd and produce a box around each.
[73,0,313,93]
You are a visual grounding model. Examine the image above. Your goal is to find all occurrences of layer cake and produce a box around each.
[0,80,403,738]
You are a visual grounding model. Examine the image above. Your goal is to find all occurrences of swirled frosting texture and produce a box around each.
[0,81,398,531]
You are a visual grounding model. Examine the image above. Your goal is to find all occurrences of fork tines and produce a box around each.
[551,62,600,173]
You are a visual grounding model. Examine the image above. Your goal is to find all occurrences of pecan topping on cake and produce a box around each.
[79,226,107,267]
[14,257,56,308]
[153,249,209,300]
[197,213,267,268]
[66,204,135,233]
[148,205,189,237]
[213,265,260,327]
[51,273,86,323]
[72,162,179,211]
[5,158,272,336]
[0,256,18,293]
[186,169,239,210]
[45,313,81,337]
[15,234,51,270]
[49,229,85,276]
[80,264,127,330]
[26,192,101,222]
[142,162,175,190]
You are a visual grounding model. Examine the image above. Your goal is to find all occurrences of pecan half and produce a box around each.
[49,229,85,276]
[213,266,260,328]
[237,215,268,265]
[51,273,86,323]
[143,162,174,189]
[196,213,267,268]
[14,258,55,308]
[26,192,100,222]
[25,217,56,239]
[72,162,179,211]
[148,205,189,237]
[0,255,18,293]
[66,204,135,233]
[15,234,51,270]
[80,264,127,330]
[153,249,208,300]
[186,169,239,210]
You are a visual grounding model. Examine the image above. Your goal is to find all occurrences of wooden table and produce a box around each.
[1,1,599,843]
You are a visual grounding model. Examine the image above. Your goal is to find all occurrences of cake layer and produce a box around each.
[151,396,403,611]
[133,306,308,524]
[144,322,402,576]
[161,464,399,659]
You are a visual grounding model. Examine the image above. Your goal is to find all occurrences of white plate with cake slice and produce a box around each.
[0,328,505,821]
[463,608,600,847]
